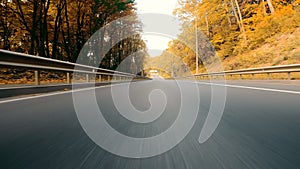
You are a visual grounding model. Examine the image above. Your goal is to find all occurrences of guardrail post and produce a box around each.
[99,75,102,82]
[251,74,254,80]
[108,75,111,81]
[239,74,242,80]
[288,72,291,80]
[267,73,270,80]
[34,70,40,85]
[66,72,71,84]
[86,74,89,83]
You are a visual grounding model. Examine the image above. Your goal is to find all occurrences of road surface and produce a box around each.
[0,80,299,169]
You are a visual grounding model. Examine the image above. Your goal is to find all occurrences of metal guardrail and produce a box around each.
[0,49,148,85]
[192,64,300,80]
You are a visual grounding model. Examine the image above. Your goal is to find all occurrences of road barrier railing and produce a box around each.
[0,49,148,85]
[181,64,300,80]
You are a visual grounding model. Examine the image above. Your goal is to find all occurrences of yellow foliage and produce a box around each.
[168,0,300,72]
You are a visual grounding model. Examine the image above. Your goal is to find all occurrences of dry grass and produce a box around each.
[222,28,300,71]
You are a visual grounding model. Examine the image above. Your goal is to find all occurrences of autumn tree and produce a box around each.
[169,0,300,72]
[0,0,147,73]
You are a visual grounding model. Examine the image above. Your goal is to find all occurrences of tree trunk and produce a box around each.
[30,0,39,55]
[63,0,72,62]
[262,0,267,15]
[205,11,210,37]
[266,0,275,14]
[233,0,247,42]
[39,3,45,57]
[52,0,65,59]
[44,0,51,58]
[230,0,241,29]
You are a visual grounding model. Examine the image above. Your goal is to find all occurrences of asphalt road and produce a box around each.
[0,80,299,169]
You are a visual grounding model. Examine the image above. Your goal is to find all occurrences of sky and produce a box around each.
[135,0,180,57]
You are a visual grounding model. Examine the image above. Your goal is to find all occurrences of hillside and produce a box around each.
[223,28,300,70]
[146,0,300,77]
[146,28,300,77]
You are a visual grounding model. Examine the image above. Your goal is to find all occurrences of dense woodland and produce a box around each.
[1,0,300,76]
[0,0,146,73]
[153,0,300,74]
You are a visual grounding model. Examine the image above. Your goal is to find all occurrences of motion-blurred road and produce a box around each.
[0,80,299,169]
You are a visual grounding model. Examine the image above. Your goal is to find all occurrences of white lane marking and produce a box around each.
[194,81,300,95]
[0,83,129,104]
[224,80,300,87]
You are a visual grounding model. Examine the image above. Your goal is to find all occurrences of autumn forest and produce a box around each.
[0,0,146,73]
[1,0,300,77]
[147,0,300,77]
